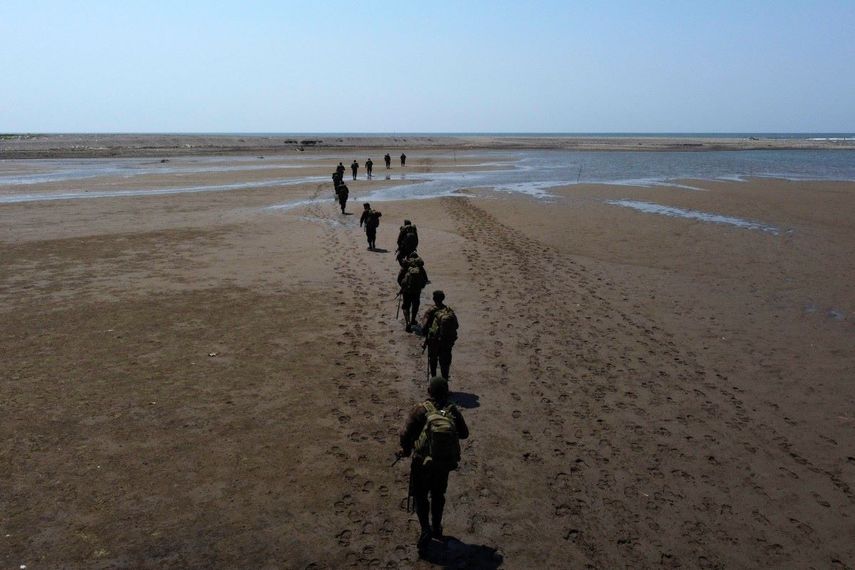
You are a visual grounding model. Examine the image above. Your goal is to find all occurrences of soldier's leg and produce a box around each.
[439,347,452,380]
[412,467,431,530]
[402,294,413,330]
[427,346,438,377]
[412,465,432,553]
[429,469,450,538]
[410,294,421,330]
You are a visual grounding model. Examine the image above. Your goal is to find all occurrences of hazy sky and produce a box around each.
[2,1,853,133]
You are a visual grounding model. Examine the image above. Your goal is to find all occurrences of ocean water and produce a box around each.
[357,149,855,203]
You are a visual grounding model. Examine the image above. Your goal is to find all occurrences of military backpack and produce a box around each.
[415,401,461,470]
[401,265,425,293]
[428,306,458,343]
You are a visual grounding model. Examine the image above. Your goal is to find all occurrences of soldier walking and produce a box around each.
[422,290,458,380]
[396,220,419,266]
[397,252,429,332]
[337,183,349,214]
[384,153,392,169]
[351,160,359,180]
[366,158,374,179]
[397,377,469,556]
[359,203,382,250]
[400,152,407,167]
[332,171,343,201]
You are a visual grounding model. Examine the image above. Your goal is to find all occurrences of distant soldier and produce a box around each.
[397,253,429,332]
[332,171,343,201]
[396,220,420,266]
[359,203,382,250]
[351,160,359,180]
[337,183,349,214]
[422,291,458,380]
[336,162,346,179]
[397,376,469,556]
[400,153,407,167]
[366,158,374,179]
[384,153,392,169]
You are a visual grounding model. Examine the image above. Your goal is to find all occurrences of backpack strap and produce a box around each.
[423,401,437,414]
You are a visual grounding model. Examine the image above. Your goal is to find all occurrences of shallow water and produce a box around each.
[354,149,855,203]
[0,175,326,204]
[607,200,780,234]
[3,149,854,206]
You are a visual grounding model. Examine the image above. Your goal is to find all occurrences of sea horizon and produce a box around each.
[4,131,855,140]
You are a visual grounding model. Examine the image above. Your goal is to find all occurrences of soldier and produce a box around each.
[397,253,429,332]
[337,183,349,214]
[336,162,346,179]
[397,376,469,556]
[422,290,458,380]
[332,171,343,201]
[384,153,392,169]
[400,152,407,167]
[366,158,374,179]
[351,160,359,180]
[396,220,420,266]
[359,203,382,250]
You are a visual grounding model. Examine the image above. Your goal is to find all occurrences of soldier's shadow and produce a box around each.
[422,536,503,568]
[370,248,390,253]
[451,392,480,409]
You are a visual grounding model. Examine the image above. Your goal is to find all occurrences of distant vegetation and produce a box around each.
[0,134,44,140]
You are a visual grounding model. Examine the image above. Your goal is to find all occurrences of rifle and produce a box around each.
[407,460,415,513]
[394,289,402,320]
[391,451,404,467]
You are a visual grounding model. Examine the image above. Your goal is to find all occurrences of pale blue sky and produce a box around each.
[1,0,853,133]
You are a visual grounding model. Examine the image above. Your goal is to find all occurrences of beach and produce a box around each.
[1,144,854,568]
[3,133,855,159]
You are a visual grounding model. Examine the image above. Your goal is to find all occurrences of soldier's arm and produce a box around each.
[453,407,469,440]
[399,404,427,455]
[422,307,436,329]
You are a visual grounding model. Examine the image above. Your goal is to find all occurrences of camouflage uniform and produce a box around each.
[422,298,457,380]
[397,256,429,331]
[398,377,469,551]
[359,205,381,249]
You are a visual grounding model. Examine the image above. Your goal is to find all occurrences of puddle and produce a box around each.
[607,200,780,234]
[0,176,326,204]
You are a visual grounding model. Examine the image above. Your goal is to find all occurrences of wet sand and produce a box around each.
[1,153,854,568]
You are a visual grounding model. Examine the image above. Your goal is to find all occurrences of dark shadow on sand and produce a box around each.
[421,536,503,568]
[369,248,389,253]
[451,392,480,409]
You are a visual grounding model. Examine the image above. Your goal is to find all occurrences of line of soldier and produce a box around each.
[393,220,466,557]
[330,156,467,558]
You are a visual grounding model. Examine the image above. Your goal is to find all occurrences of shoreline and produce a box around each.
[3,133,855,159]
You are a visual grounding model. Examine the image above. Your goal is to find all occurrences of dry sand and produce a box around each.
[1,150,854,568]
[3,133,855,159]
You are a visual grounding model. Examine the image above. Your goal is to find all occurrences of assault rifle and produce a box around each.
[391,450,404,467]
